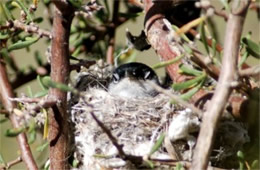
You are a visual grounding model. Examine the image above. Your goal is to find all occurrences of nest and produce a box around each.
[69,61,250,169]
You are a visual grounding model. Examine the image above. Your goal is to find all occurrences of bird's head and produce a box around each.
[108,62,160,98]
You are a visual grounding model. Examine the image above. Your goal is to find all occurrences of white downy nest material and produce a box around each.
[68,61,250,169]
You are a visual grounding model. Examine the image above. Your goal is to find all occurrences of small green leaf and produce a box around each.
[33,90,48,98]
[180,78,205,101]
[238,51,249,68]
[179,64,202,76]
[251,160,259,169]
[34,51,43,66]
[183,44,193,54]
[237,150,245,170]
[237,150,245,159]
[68,0,82,8]
[5,127,25,137]
[33,17,43,23]
[42,76,78,94]
[72,159,79,168]
[212,38,217,58]
[28,129,36,144]
[71,46,82,57]
[172,72,206,91]
[118,12,141,19]
[0,32,9,40]
[242,38,260,59]
[43,109,48,139]
[43,0,51,5]
[172,25,192,43]
[0,153,5,165]
[0,118,8,124]
[219,0,230,13]
[37,75,49,90]
[36,141,49,152]
[27,86,33,97]
[144,160,154,169]
[0,2,14,20]
[175,162,184,170]
[44,159,50,170]
[148,133,165,157]
[200,22,210,55]
[152,55,184,69]
[13,0,33,22]
[8,36,40,52]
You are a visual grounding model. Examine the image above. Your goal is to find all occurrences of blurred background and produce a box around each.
[0,0,259,169]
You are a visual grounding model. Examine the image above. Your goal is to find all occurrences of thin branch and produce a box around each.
[1,20,52,39]
[0,56,38,170]
[88,109,126,159]
[239,65,260,77]
[70,60,96,72]
[191,48,220,81]
[196,1,228,21]
[5,156,22,169]
[191,1,250,169]
[87,103,143,165]
[106,0,120,64]
[11,64,50,89]
[9,97,42,104]
[148,81,203,118]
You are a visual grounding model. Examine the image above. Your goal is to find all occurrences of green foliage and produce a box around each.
[7,36,40,51]
[148,133,165,157]
[242,37,260,59]
[5,127,26,137]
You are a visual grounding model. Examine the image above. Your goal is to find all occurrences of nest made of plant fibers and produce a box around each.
[68,60,250,170]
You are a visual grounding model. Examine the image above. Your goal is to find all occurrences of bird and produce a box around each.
[108,62,160,98]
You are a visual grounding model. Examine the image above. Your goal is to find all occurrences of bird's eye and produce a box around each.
[113,73,120,83]
[144,71,151,80]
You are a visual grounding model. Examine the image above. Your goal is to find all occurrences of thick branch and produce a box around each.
[48,2,74,169]
[0,59,37,170]
[191,1,250,169]
[143,0,186,82]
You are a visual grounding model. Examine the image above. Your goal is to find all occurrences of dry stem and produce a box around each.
[191,1,250,169]
[0,57,37,170]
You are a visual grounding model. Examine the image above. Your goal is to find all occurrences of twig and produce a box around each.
[70,60,96,72]
[1,20,52,39]
[191,48,220,81]
[9,97,42,103]
[88,109,126,159]
[0,109,9,115]
[239,65,260,77]
[106,0,120,64]
[148,82,203,118]
[191,1,250,169]
[87,105,143,165]
[11,63,50,89]
[0,54,37,170]
[5,156,22,169]
[196,1,228,21]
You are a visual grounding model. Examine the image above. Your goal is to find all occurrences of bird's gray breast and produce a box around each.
[108,78,158,98]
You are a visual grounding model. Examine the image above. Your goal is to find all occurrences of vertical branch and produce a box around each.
[0,59,38,170]
[106,0,120,65]
[48,2,74,169]
[191,1,250,169]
